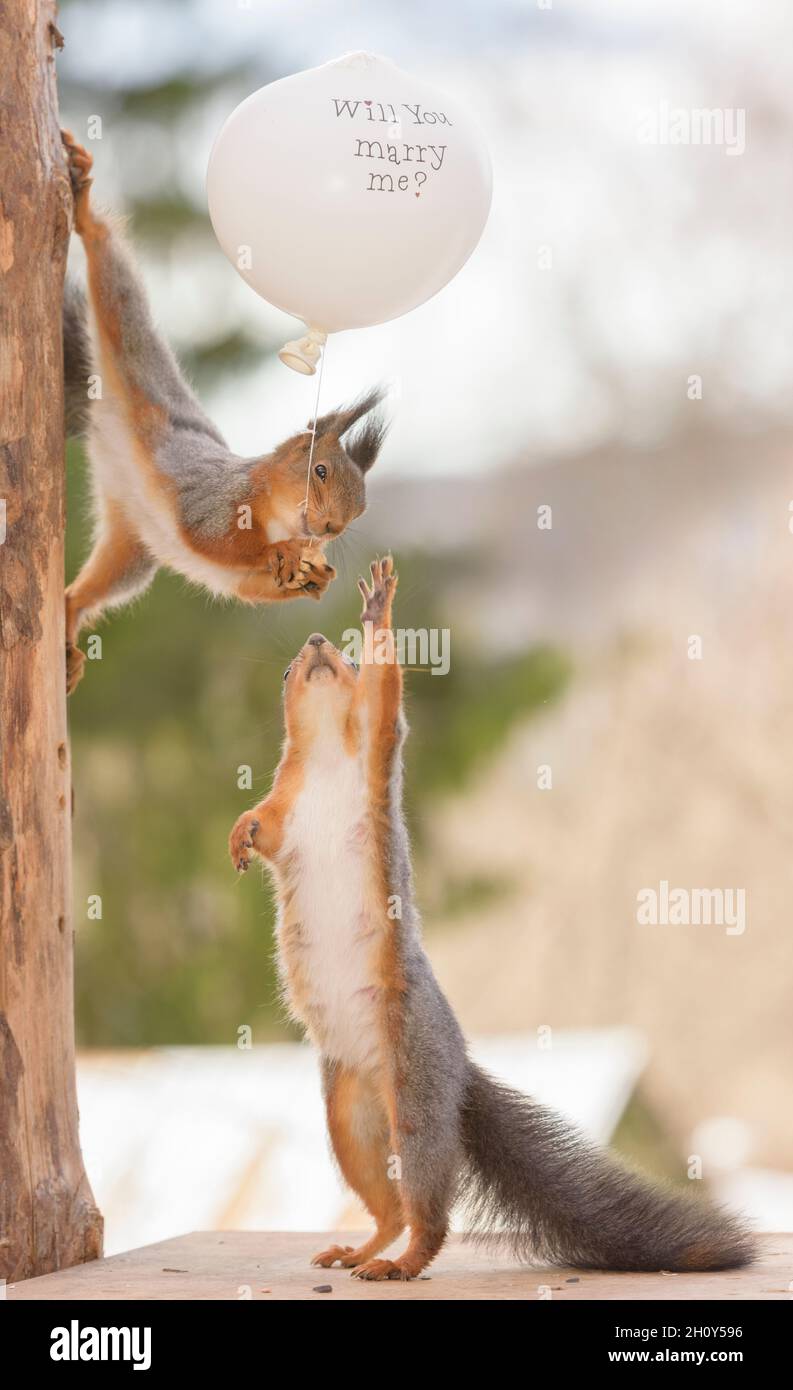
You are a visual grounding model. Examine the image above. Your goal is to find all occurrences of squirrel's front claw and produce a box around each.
[269,542,334,599]
[66,642,86,695]
[299,556,335,599]
[229,815,259,873]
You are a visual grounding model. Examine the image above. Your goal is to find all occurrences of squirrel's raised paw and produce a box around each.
[229,814,259,873]
[66,641,86,695]
[358,555,397,625]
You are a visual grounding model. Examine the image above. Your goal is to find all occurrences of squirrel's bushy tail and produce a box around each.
[459,1061,754,1271]
[63,278,92,438]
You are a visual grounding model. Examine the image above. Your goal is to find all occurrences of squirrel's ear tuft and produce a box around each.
[344,410,389,474]
[309,386,389,467]
[307,409,338,437]
[334,387,390,474]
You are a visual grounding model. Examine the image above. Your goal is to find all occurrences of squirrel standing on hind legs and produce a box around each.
[61,132,388,693]
[229,558,754,1281]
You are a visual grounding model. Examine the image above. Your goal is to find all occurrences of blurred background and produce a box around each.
[59,0,793,1253]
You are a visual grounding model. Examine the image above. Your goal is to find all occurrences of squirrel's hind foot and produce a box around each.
[61,131,95,235]
[311,1244,358,1269]
[351,1257,416,1282]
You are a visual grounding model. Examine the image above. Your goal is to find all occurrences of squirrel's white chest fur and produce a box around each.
[278,749,382,1072]
[88,398,241,597]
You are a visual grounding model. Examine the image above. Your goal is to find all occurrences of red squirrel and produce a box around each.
[229,559,753,1281]
[61,133,388,693]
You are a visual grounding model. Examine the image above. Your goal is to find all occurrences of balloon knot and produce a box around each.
[279,328,328,375]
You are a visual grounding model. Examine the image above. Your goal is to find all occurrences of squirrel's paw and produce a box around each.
[229,814,259,873]
[298,553,336,599]
[358,555,397,625]
[66,641,86,695]
[270,541,335,600]
[311,1244,357,1269]
[351,1257,414,1282]
[61,131,94,234]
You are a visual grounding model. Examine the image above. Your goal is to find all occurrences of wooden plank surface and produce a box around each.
[6,1232,790,1301]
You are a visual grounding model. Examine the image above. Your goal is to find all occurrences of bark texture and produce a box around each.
[0,0,103,1281]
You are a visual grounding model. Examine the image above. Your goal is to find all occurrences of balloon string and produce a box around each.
[303,341,328,537]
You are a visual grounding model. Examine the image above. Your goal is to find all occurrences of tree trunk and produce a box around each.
[0,0,103,1281]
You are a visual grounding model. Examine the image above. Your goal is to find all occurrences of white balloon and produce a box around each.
[207,51,492,366]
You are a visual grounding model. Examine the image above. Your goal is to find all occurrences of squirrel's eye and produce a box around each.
[314,464,327,482]
[282,665,292,682]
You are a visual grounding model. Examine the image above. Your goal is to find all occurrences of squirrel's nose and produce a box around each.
[307,633,326,647]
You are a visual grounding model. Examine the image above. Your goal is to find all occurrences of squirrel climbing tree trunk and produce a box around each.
[0,0,102,1281]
